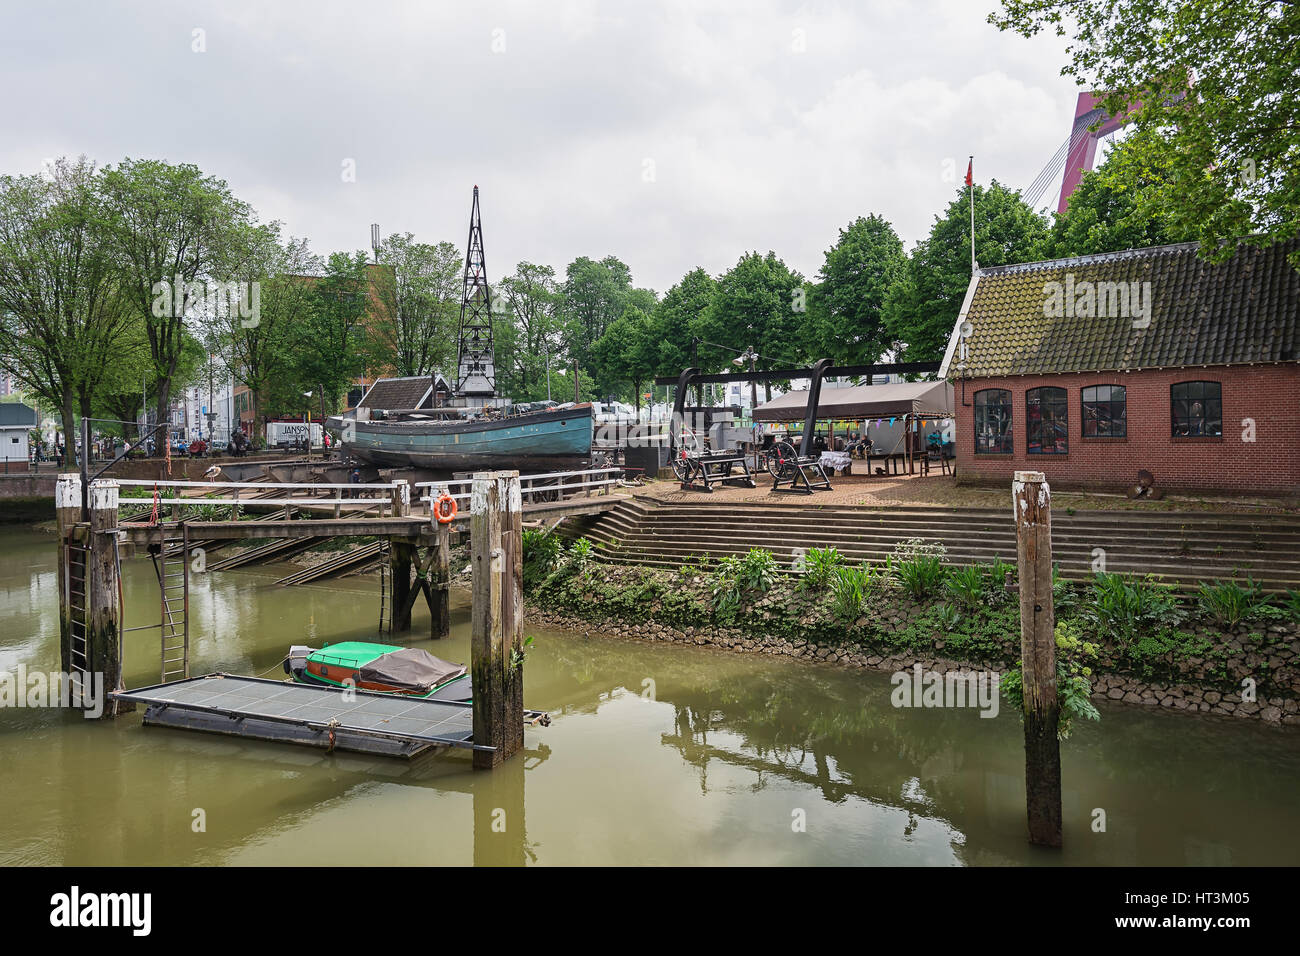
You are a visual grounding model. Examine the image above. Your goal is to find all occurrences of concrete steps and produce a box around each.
[557,498,1300,589]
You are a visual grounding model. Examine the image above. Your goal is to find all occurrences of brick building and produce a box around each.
[938,238,1300,494]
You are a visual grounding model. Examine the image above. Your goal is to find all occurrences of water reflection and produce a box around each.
[0,528,1296,866]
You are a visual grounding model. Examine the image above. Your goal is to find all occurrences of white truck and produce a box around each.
[266,421,323,449]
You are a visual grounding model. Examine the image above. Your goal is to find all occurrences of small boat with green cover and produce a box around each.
[284,642,471,702]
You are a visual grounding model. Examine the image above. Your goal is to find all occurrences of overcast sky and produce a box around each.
[1,0,1081,292]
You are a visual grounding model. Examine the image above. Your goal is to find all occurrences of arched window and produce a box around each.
[974,388,1012,454]
[1171,381,1222,437]
[1026,386,1068,454]
[1081,385,1127,437]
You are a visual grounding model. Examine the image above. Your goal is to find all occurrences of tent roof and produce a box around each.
[752,380,954,423]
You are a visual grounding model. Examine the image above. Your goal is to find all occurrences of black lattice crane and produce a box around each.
[455,186,497,397]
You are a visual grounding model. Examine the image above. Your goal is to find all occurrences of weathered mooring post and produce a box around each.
[1012,470,1061,847]
[430,514,451,639]
[389,480,414,633]
[89,479,129,717]
[470,470,525,770]
[55,473,82,676]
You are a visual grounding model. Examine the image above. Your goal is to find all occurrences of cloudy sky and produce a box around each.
[1,0,1080,292]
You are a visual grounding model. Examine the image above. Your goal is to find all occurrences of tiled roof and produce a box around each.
[947,238,1300,378]
[358,376,434,411]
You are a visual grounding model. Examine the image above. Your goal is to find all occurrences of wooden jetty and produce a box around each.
[53,467,625,769]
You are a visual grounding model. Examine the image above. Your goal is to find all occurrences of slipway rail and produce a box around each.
[112,673,550,759]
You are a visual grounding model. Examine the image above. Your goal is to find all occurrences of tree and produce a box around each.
[97,158,255,429]
[590,305,657,411]
[294,251,377,415]
[883,181,1048,362]
[0,157,137,466]
[697,251,806,398]
[372,234,460,377]
[1044,145,1197,258]
[813,214,907,365]
[560,255,633,368]
[493,261,564,399]
[991,0,1300,266]
[213,223,321,430]
[652,267,717,377]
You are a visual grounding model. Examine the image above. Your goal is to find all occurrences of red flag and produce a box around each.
[964,159,973,187]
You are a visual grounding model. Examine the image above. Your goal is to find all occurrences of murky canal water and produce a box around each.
[0,527,1296,865]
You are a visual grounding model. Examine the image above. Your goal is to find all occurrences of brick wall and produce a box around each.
[953,364,1300,493]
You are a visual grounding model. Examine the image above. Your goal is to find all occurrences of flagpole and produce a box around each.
[969,155,976,276]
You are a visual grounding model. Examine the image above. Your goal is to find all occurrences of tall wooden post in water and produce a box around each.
[55,473,82,676]
[470,470,524,770]
[389,480,414,633]
[89,479,129,717]
[1012,470,1061,847]
[431,518,451,639]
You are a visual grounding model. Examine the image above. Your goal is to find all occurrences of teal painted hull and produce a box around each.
[348,403,594,470]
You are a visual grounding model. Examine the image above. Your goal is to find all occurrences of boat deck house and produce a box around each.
[939,238,1300,494]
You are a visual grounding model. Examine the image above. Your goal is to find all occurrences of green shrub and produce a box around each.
[1083,572,1182,649]
[1002,619,1100,740]
[737,548,777,594]
[830,565,869,622]
[944,565,984,611]
[934,602,962,631]
[1196,578,1260,630]
[895,553,947,601]
[522,528,562,590]
[798,546,844,592]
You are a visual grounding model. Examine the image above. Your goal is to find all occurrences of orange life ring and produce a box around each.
[434,493,458,524]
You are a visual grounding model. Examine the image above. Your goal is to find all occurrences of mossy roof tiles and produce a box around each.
[957,239,1300,377]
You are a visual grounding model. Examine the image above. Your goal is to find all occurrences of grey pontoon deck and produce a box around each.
[112,674,548,759]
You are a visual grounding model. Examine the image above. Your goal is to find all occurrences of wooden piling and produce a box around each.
[55,473,81,676]
[430,520,451,639]
[389,540,414,633]
[89,479,129,718]
[1012,470,1061,847]
[470,470,524,770]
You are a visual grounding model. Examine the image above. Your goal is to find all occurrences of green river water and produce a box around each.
[0,527,1296,866]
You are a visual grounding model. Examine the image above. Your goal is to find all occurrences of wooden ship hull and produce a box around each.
[346,403,595,471]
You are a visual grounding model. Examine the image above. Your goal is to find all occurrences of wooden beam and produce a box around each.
[471,471,525,770]
[1013,470,1062,847]
[89,480,130,718]
[429,521,451,639]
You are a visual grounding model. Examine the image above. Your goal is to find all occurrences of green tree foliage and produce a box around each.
[883,182,1048,361]
[493,261,564,400]
[813,214,906,365]
[214,223,320,428]
[652,267,717,377]
[696,251,805,392]
[372,233,460,378]
[590,304,658,410]
[293,251,379,414]
[1045,144,1198,258]
[0,157,137,466]
[97,157,254,428]
[560,255,634,368]
[991,0,1300,266]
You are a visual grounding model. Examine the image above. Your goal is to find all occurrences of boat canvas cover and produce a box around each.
[357,648,466,693]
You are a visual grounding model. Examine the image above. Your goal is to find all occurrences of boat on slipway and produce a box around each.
[345,402,595,472]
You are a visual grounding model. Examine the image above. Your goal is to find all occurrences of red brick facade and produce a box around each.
[953,363,1300,494]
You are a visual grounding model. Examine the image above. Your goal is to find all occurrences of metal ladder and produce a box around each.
[152,526,189,683]
[64,540,92,701]
[376,540,392,635]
